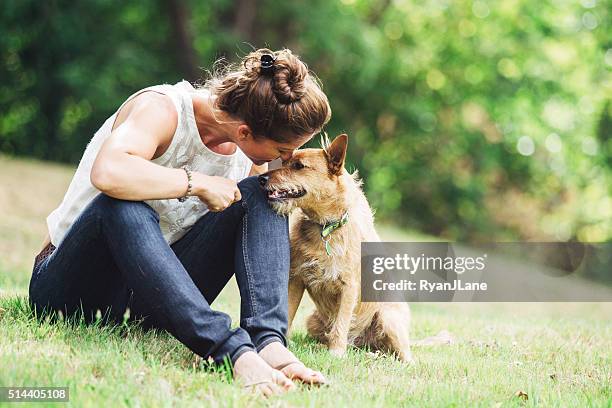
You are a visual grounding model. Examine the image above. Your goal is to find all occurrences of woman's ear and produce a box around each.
[237,124,253,141]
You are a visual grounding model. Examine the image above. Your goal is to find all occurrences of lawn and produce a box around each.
[1,153,610,407]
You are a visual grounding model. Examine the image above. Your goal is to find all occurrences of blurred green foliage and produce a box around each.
[1,0,610,242]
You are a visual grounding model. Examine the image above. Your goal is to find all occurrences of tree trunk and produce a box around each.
[164,0,200,81]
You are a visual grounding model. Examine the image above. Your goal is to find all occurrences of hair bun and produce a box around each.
[270,49,308,104]
[243,49,309,103]
[208,47,331,142]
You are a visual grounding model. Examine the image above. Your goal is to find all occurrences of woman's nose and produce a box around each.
[280,152,293,162]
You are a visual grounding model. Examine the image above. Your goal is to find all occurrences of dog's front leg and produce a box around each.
[287,276,305,335]
[327,280,358,357]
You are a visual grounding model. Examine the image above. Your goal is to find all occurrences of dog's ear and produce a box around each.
[325,134,348,175]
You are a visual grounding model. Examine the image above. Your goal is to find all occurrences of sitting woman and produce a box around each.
[29,48,331,396]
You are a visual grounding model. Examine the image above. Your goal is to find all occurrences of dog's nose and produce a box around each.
[258,174,269,186]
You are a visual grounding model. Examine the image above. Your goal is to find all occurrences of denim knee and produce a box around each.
[237,176,267,205]
[237,175,286,219]
[90,193,160,225]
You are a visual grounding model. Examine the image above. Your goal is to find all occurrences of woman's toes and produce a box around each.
[273,369,296,390]
[307,370,328,385]
[249,379,290,397]
[312,371,327,383]
[271,382,289,396]
[282,363,328,385]
[260,383,276,397]
[256,343,328,386]
[234,351,296,397]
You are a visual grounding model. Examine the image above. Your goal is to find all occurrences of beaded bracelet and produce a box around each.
[178,165,192,202]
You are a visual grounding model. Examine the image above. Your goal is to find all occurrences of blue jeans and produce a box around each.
[28,176,290,366]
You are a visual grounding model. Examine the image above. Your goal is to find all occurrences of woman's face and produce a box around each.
[236,125,313,166]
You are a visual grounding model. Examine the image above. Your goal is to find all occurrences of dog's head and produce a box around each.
[258,134,349,217]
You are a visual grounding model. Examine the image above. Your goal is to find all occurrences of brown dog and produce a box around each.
[259,134,413,362]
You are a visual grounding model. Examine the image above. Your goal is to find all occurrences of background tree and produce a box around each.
[1,0,610,245]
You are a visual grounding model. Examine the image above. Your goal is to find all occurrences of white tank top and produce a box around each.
[46,80,253,247]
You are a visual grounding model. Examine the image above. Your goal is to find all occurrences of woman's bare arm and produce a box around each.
[42,92,241,250]
[90,92,190,201]
[39,93,184,252]
[40,93,181,251]
[92,93,241,209]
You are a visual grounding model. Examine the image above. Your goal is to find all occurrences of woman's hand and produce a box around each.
[191,172,242,212]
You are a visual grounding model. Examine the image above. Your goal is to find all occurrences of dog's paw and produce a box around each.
[399,355,415,366]
[398,349,415,365]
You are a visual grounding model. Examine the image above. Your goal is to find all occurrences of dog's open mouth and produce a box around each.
[265,187,307,201]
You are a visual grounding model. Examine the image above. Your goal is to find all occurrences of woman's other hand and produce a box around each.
[191,173,242,212]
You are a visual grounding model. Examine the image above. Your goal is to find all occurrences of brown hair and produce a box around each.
[200,48,332,143]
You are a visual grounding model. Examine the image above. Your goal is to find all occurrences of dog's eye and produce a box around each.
[291,161,305,170]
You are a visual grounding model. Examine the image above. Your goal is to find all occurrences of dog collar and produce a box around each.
[320,210,349,255]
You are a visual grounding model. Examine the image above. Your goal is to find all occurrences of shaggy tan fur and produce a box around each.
[260,134,412,362]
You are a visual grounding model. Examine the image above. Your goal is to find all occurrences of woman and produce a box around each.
[28,48,331,396]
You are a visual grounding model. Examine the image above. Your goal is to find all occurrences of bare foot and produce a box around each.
[258,341,329,386]
[233,351,296,397]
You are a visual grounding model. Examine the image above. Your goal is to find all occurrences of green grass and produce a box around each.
[1,153,611,407]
